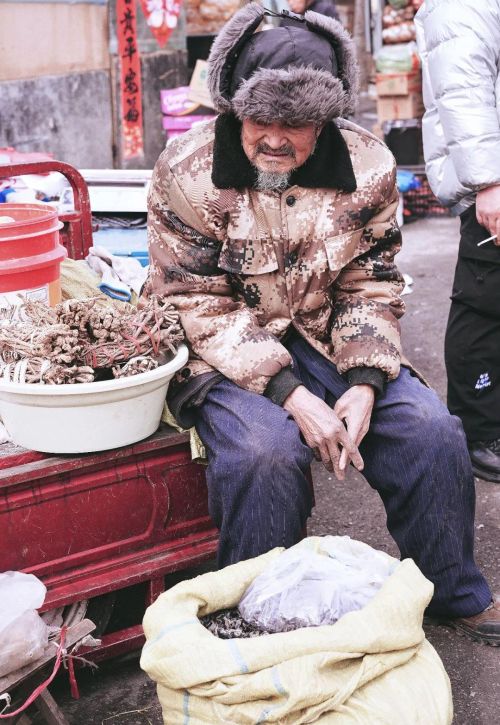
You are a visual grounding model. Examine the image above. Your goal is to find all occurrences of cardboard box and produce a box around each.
[187,60,214,110]
[186,0,241,36]
[376,71,421,97]
[377,92,424,123]
[161,86,199,116]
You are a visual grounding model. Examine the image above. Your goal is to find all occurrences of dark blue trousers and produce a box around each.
[194,334,492,618]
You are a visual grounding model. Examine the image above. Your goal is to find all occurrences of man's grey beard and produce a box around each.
[251,137,318,192]
[255,169,292,192]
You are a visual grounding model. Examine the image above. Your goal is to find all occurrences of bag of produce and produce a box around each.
[141,537,453,724]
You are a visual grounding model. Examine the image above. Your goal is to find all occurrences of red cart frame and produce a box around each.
[0,161,218,661]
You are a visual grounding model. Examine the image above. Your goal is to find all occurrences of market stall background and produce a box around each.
[0,0,358,170]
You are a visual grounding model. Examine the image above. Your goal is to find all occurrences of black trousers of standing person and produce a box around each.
[445,205,500,443]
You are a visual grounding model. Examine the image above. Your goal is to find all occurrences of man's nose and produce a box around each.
[263,132,288,149]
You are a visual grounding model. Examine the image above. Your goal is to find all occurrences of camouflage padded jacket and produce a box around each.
[144,115,405,424]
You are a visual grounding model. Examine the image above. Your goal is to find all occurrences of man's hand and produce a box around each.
[476,185,500,244]
[283,386,364,479]
[333,385,375,471]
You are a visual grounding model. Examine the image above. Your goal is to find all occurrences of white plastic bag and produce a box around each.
[0,571,49,677]
[238,536,395,632]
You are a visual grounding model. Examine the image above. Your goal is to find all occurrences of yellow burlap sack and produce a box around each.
[141,538,453,724]
[60,258,138,307]
[161,402,206,461]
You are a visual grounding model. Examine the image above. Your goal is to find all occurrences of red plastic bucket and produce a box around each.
[0,203,66,307]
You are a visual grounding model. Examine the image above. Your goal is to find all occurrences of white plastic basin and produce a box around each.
[0,344,188,454]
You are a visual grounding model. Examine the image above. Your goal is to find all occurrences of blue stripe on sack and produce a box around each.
[256,708,271,724]
[226,640,249,674]
[256,667,289,724]
[271,667,288,697]
[183,690,190,725]
[143,618,199,650]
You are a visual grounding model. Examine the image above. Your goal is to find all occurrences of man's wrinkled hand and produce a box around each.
[476,185,500,244]
[333,385,375,471]
[283,385,364,480]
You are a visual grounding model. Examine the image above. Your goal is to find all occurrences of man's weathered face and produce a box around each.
[241,119,319,175]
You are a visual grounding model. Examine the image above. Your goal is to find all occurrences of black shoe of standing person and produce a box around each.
[469,438,500,483]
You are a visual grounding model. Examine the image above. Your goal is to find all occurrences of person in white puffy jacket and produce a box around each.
[416,0,500,483]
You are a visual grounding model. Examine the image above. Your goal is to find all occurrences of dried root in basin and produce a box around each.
[0,296,184,384]
[113,356,159,378]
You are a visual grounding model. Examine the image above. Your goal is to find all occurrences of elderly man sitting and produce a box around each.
[143,3,499,644]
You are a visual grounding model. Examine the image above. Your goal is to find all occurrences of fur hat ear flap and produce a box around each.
[207,2,265,114]
[305,10,359,115]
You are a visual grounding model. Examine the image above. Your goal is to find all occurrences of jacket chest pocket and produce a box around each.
[218,237,279,275]
[323,228,365,276]
[218,238,281,311]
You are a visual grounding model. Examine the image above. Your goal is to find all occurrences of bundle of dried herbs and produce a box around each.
[80,298,182,369]
[0,296,184,384]
[113,356,159,378]
[0,323,81,365]
[0,356,95,385]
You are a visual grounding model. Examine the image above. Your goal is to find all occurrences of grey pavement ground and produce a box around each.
[53,216,499,725]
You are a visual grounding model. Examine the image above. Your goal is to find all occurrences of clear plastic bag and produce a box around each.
[238,536,395,633]
[375,42,420,73]
[0,571,49,677]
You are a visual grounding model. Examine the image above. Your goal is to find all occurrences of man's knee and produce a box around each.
[235,417,311,474]
[422,402,465,446]
[408,393,466,450]
[221,419,313,519]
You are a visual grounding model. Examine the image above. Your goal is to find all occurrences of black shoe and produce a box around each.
[469,439,500,483]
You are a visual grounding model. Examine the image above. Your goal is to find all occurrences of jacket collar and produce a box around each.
[211,113,357,193]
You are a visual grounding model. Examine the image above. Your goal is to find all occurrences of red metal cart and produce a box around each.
[0,161,218,661]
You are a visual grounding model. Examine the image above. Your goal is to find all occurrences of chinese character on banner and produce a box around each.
[117,0,144,160]
[139,0,183,47]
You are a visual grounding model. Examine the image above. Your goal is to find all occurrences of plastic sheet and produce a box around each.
[0,571,48,678]
[375,42,420,73]
[238,536,394,633]
[397,169,421,193]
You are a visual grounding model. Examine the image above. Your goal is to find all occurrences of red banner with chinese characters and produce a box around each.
[117,0,144,160]
[139,0,182,47]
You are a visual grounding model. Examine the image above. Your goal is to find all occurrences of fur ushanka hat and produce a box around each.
[207,2,359,126]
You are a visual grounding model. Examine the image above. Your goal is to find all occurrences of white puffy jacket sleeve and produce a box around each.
[417,0,500,212]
